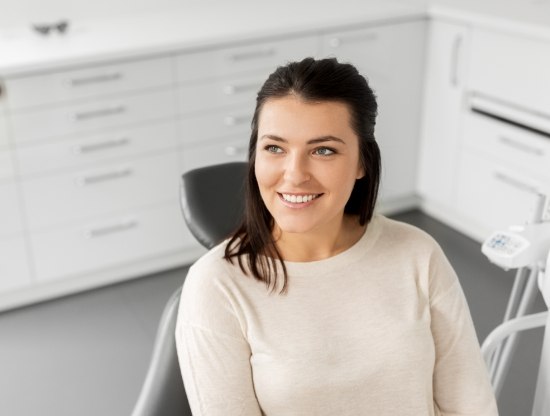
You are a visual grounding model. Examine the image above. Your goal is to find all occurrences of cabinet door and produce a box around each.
[321,20,426,202]
[417,20,470,207]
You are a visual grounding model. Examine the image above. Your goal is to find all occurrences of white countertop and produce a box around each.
[0,0,424,77]
[0,0,549,77]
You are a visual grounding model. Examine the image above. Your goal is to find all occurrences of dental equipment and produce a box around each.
[481,192,550,416]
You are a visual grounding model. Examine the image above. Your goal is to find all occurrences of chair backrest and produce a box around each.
[131,162,248,416]
[180,162,248,249]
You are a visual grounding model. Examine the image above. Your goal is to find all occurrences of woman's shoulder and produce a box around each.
[374,214,442,252]
[182,241,236,293]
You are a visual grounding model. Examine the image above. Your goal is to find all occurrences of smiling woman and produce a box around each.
[175,58,499,416]
[255,97,366,261]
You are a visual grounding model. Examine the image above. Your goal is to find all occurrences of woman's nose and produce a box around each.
[283,153,310,185]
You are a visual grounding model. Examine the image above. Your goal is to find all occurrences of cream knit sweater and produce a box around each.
[175,215,498,415]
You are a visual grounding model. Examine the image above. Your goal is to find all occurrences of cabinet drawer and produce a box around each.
[0,235,32,292]
[321,20,424,83]
[176,35,317,82]
[179,106,252,145]
[182,136,248,173]
[22,151,181,230]
[16,120,178,176]
[4,57,174,110]
[0,181,24,237]
[0,150,15,180]
[10,88,177,144]
[469,29,550,116]
[178,73,264,115]
[30,202,192,282]
[463,111,550,180]
[456,150,543,235]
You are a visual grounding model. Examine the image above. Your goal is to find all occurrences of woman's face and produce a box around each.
[255,94,364,238]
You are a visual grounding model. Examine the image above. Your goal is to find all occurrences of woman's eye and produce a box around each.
[314,147,336,156]
[265,145,283,154]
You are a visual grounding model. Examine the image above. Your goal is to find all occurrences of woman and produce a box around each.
[175,57,498,415]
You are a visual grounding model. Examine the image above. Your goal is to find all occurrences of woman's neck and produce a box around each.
[273,215,366,262]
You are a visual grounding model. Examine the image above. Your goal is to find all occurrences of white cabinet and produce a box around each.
[417,19,471,209]
[455,27,550,238]
[321,20,426,207]
[418,21,550,241]
[0,21,429,309]
[0,54,195,309]
[175,35,319,173]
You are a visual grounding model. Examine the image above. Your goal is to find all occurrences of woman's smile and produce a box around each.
[278,192,323,207]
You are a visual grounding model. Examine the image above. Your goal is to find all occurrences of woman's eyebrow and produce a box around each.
[260,134,346,144]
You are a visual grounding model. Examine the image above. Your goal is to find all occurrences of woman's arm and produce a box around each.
[175,261,263,416]
[429,246,499,416]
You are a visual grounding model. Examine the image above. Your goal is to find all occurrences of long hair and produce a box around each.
[224,57,381,294]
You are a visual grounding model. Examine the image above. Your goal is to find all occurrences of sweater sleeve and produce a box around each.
[175,259,263,416]
[429,244,499,416]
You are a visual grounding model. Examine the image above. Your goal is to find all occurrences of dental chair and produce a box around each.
[131,162,248,416]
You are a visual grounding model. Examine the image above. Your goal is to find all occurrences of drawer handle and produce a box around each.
[498,136,544,156]
[450,35,462,87]
[224,115,250,126]
[225,145,248,156]
[228,48,275,61]
[223,82,260,95]
[84,219,138,239]
[67,72,123,87]
[77,167,133,186]
[328,32,377,48]
[74,137,130,154]
[73,105,126,121]
[494,172,539,195]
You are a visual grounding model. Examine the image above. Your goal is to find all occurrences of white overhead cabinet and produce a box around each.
[321,20,427,209]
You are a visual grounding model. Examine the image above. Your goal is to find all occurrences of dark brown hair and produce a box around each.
[224,57,380,294]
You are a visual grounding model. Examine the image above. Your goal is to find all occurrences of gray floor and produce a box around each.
[0,209,545,416]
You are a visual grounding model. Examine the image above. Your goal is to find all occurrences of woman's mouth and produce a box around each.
[278,193,322,204]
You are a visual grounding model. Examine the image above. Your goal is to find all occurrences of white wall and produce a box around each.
[0,0,201,29]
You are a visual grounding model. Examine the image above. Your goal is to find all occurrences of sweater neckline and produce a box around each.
[278,214,383,277]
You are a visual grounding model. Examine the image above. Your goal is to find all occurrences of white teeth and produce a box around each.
[281,193,318,204]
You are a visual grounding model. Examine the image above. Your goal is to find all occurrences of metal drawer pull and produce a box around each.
[68,72,122,87]
[228,48,275,61]
[77,167,133,186]
[225,145,248,156]
[494,172,539,195]
[224,115,250,126]
[450,35,462,87]
[74,137,130,154]
[499,136,544,156]
[328,32,377,48]
[85,219,138,239]
[73,105,126,121]
[223,82,260,95]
